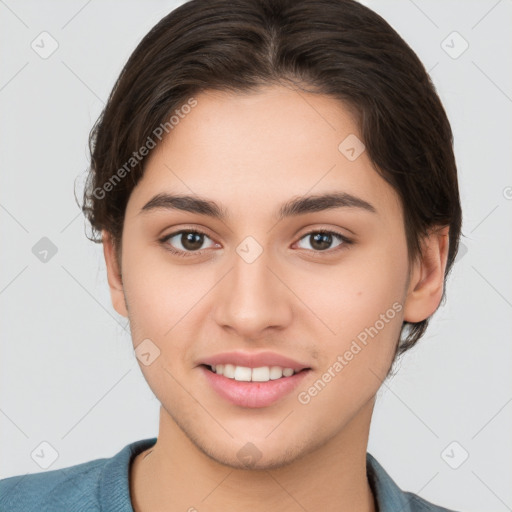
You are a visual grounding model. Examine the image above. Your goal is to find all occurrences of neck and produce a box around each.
[131,399,377,512]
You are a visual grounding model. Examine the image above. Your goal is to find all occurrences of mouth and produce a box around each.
[199,364,312,408]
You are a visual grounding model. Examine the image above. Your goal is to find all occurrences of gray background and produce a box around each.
[1,1,511,510]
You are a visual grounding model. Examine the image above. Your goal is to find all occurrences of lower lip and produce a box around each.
[200,365,311,408]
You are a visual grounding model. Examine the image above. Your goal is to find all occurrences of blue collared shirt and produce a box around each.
[0,437,460,511]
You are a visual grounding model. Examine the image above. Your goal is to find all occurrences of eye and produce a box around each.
[159,228,352,258]
[295,229,352,253]
[160,229,217,257]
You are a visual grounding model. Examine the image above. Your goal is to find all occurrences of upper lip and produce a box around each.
[199,351,311,372]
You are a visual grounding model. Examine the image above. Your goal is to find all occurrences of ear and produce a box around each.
[102,230,128,318]
[403,225,450,323]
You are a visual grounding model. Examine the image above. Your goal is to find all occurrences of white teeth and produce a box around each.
[234,366,252,381]
[252,366,270,381]
[269,366,284,380]
[223,363,235,379]
[282,368,294,377]
[211,364,298,382]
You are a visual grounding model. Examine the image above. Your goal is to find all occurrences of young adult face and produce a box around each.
[103,85,448,471]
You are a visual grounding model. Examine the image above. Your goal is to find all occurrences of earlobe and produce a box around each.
[102,230,128,318]
[403,226,450,323]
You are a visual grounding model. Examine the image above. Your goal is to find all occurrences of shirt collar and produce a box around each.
[99,437,157,511]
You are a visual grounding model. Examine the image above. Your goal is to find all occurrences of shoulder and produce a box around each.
[366,452,463,512]
[0,458,106,512]
[0,438,157,512]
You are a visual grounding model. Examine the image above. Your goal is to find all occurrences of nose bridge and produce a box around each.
[213,237,291,334]
[231,241,277,309]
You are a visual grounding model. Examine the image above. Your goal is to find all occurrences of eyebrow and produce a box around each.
[139,191,377,220]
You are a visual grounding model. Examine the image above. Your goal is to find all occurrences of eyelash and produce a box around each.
[158,228,353,258]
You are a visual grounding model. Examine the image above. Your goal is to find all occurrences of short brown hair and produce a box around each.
[81,0,462,357]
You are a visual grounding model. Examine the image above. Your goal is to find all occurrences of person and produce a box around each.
[0,0,463,510]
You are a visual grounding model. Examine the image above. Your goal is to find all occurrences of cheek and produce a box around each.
[293,255,406,413]
[301,244,406,329]
[119,243,201,400]
[119,238,191,346]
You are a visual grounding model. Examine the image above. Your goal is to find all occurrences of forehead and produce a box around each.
[127,85,402,223]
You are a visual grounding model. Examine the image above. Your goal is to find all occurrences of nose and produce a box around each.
[212,246,293,340]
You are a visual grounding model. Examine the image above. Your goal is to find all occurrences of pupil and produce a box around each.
[311,232,331,251]
[182,232,203,251]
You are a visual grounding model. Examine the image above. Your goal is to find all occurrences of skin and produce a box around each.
[102,85,449,512]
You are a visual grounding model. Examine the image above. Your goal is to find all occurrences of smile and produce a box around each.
[200,364,311,408]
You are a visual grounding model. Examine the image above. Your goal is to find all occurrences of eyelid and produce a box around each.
[294,225,353,243]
